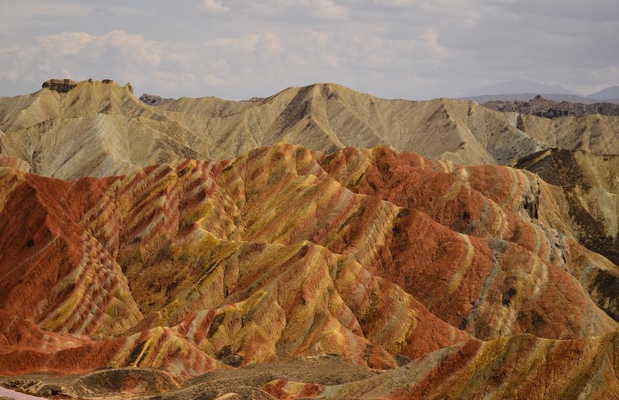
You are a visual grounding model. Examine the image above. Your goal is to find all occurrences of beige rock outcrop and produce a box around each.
[0,81,617,180]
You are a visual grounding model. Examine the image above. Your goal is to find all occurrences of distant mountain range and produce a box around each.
[465,93,605,104]
[481,94,619,118]
[474,80,577,96]
[463,80,619,104]
[589,85,619,101]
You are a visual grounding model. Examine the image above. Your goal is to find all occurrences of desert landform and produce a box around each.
[0,80,617,399]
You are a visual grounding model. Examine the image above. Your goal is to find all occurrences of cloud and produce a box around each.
[1,1,91,18]
[206,32,283,55]
[92,6,146,17]
[206,33,261,53]
[38,32,96,55]
[262,32,284,53]
[200,0,230,13]
[0,29,167,95]
[372,0,417,6]
[500,0,619,22]
[198,0,349,19]
[0,1,92,34]
[36,30,162,66]
[0,0,617,99]
[421,29,448,58]
[303,0,349,19]
[101,30,162,65]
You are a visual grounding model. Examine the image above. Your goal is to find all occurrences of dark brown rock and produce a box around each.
[483,94,619,118]
[41,79,77,93]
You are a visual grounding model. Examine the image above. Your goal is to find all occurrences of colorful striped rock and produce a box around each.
[0,144,617,399]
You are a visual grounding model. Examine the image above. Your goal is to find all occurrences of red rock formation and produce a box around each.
[0,144,616,396]
[266,333,619,399]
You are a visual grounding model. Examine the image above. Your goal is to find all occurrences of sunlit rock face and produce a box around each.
[0,144,617,399]
[2,81,619,181]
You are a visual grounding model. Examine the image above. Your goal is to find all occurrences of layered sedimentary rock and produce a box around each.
[0,144,617,399]
[2,81,619,180]
[515,149,619,320]
[263,333,619,400]
[516,149,619,264]
[0,80,199,179]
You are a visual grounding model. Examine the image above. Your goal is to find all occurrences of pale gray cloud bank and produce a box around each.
[0,0,617,99]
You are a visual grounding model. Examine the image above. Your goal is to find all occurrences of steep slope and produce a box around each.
[516,149,619,267]
[159,83,548,165]
[0,81,205,179]
[2,80,618,180]
[514,112,619,155]
[265,333,619,400]
[318,147,619,321]
[0,150,473,377]
[0,145,617,400]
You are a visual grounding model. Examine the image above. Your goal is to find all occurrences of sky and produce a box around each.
[0,0,618,100]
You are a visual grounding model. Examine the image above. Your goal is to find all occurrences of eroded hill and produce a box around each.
[0,144,617,399]
[516,149,619,267]
[2,80,618,180]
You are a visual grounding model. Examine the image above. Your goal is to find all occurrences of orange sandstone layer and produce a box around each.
[0,144,616,396]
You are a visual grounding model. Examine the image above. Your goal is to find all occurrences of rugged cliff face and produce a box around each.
[517,149,618,261]
[0,144,617,399]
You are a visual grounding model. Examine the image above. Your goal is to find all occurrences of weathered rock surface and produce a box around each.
[0,80,198,180]
[516,149,618,263]
[515,149,619,320]
[483,94,619,118]
[0,144,617,399]
[41,79,78,93]
[2,80,618,180]
[264,333,619,400]
[140,93,175,106]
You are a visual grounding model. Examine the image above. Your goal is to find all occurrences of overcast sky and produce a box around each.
[1,0,618,99]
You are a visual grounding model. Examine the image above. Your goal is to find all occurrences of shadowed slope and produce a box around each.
[516,149,619,265]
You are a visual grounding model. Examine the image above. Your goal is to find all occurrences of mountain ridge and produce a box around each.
[463,80,619,104]
[1,79,618,180]
[482,94,619,118]
[589,85,619,101]
[0,143,617,399]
